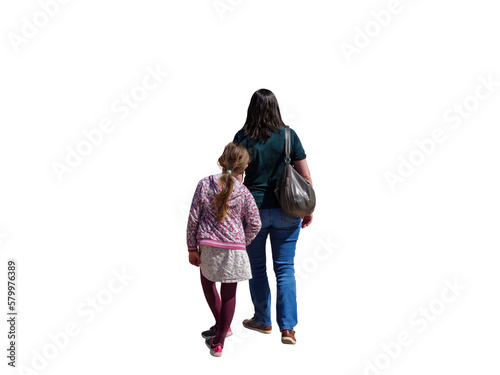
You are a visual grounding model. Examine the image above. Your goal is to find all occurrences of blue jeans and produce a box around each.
[246,208,301,331]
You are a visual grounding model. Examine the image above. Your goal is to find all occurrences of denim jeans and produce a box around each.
[246,208,301,331]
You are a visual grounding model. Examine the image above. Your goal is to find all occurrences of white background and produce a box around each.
[1,0,499,374]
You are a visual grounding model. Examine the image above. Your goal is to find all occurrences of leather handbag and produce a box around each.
[274,127,316,218]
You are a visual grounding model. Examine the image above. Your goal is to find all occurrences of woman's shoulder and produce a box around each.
[286,126,300,137]
[285,126,304,145]
[275,125,299,137]
[233,129,245,142]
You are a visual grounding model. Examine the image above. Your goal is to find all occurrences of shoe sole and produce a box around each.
[202,331,233,339]
[210,350,223,357]
[281,337,296,345]
[242,322,272,334]
[205,339,223,357]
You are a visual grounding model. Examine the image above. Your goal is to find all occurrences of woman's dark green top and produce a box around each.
[233,126,307,209]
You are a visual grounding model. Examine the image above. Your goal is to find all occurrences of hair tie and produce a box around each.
[226,170,232,174]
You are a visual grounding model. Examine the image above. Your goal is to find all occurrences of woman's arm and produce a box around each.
[293,158,313,228]
[293,159,312,187]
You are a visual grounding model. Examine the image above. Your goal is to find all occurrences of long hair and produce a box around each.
[242,89,286,142]
[215,142,250,222]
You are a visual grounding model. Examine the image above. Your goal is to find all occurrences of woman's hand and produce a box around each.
[294,159,313,229]
[302,214,313,228]
[189,251,200,267]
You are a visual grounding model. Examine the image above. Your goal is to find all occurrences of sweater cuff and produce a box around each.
[188,245,198,252]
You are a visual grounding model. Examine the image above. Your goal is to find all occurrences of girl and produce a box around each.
[187,142,262,357]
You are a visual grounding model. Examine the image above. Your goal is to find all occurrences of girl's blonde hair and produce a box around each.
[215,142,250,222]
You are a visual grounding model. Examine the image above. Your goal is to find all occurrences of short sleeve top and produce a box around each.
[233,126,306,209]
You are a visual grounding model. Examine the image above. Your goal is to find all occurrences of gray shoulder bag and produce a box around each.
[274,127,316,218]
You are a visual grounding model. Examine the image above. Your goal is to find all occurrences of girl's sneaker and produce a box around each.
[205,338,223,357]
[201,325,232,339]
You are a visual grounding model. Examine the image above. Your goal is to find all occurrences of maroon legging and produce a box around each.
[200,271,237,346]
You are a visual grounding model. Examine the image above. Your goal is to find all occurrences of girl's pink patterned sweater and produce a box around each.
[187,174,262,251]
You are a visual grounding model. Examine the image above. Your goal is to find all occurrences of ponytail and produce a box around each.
[215,143,250,222]
[215,172,234,223]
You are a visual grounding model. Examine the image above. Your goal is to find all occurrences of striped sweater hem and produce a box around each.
[187,239,247,251]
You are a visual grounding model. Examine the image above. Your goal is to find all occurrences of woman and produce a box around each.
[233,88,313,345]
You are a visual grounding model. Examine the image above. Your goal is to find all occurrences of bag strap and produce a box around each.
[284,126,291,164]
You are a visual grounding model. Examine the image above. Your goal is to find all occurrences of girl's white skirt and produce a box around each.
[199,245,252,283]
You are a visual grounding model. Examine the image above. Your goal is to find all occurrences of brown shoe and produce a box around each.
[242,318,272,334]
[281,330,296,344]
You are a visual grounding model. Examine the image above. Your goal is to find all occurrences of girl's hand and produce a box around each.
[189,251,201,267]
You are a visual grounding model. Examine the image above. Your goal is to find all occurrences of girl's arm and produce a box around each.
[242,189,262,245]
[186,181,203,252]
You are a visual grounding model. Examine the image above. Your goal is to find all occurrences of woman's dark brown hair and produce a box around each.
[215,142,250,222]
[242,88,286,142]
